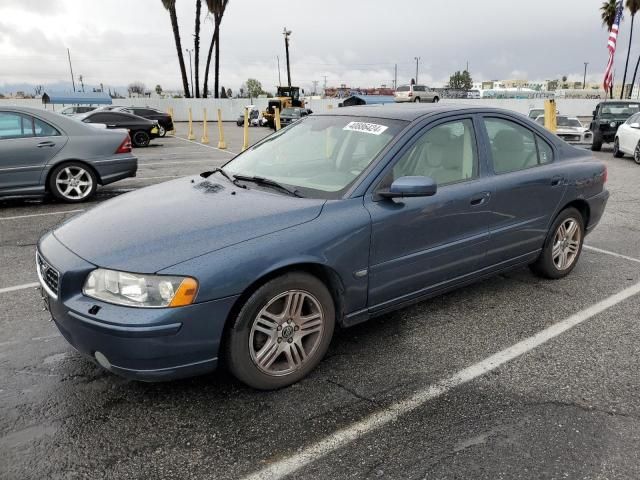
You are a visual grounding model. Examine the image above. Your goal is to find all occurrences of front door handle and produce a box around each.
[551,175,564,187]
[107,124,117,128]
[470,191,491,206]
[37,141,55,148]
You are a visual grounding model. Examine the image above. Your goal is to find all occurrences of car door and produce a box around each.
[364,116,491,309]
[479,115,566,266]
[424,87,436,102]
[619,113,639,153]
[0,111,66,192]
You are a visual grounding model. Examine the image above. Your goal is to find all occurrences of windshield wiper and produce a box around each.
[200,168,246,188]
[233,174,304,197]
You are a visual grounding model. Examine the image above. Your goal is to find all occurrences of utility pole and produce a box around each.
[78,75,84,92]
[67,48,76,92]
[414,57,420,84]
[186,49,194,97]
[283,27,292,87]
[322,75,328,96]
[583,62,589,89]
[277,56,282,86]
[394,63,398,90]
[312,80,319,96]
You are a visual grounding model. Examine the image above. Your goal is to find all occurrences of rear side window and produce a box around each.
[0,112,34,139]
[484,118,553,173]
[413,86,425,92]
[34,118,60,137]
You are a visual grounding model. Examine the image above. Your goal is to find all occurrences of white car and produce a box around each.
[613,112,640,164]
[394,84,439,103]
[535,115,593,145]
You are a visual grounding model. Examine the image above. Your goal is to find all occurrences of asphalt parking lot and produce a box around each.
[1,129,639,479]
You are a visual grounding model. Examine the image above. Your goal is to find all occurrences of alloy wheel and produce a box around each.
[635,143,640,164]
[158,125,166,137]
[249,290,325,376]
[55,166,93,200]
[551,218,581,271]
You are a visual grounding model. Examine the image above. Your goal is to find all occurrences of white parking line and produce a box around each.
[170,135,238,155]
[584,245,640,264]
[138,159,218,167]
[0,282,39,294]
[242,280,640,480]
[0,209,84,221]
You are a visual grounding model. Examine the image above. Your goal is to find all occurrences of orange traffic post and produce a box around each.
[544,99,557,133]
[201,108,209,144]
[274,107,282,131]
[216,108,227,149]
[167,107,175,134]
[242,107,250,151]
[187,107,195,140]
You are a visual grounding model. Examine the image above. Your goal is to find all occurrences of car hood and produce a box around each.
[53,176,326,272]
[557,126,587,133]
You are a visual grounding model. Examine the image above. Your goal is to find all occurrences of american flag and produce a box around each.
[604,1,624,92]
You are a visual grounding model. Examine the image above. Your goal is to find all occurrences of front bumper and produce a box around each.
[37,232,239,381]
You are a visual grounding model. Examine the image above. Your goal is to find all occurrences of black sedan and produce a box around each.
[77,111,159,147]
[113,106,174,137]
[279,107,312,127]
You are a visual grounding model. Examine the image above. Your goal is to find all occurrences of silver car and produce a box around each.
[394,84,440,103]
[0,106,137,203]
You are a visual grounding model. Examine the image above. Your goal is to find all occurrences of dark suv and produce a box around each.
[590,100,640,151]
[115,107,174,137]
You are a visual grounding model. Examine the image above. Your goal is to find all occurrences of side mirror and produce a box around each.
[631,123,640,129]
[378,176,437,199]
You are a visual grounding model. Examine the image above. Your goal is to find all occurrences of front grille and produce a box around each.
[559,134,581,142]
[37,252,60,297]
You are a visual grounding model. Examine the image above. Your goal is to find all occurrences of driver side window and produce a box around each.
[484,118,538,174]
[391,119,478,186]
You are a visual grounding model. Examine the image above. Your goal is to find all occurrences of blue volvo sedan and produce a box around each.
[37,104,609,389]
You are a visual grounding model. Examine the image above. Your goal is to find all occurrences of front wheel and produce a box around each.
[613,137,624,157]
[634,141,640,165]
[131,130,150,147]
[591,132,603,151]
[225,272,335,390]
[530,207,584,279]
[49,162,97,203]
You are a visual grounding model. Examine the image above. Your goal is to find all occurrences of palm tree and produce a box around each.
[203,0,229,99]
[620,0,640,98]
[194,0,202,98]
[161,0,191,98]
[601,0,618,30]
[626,0,640,98]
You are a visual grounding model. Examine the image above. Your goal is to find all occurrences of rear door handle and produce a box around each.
[551,175,564,186]
[37,141,55,148]
[470,191,491,206]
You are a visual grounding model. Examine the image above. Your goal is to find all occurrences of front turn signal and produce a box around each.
[169,278,199,307]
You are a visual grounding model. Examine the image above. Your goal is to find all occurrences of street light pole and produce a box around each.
[583,62,589,90]
[414,57,420,84]
[283,27,292,87]
[186,49,194,98]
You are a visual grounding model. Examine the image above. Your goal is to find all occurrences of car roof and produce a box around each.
[315,103,499,121]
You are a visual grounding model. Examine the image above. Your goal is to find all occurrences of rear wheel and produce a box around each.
[158,124,166,137]
[432,96,440,103]
[530,207,584,279]
[49,162,97,203]
[225,272,335,390]
[591,131,603,151]
[132,130,150,147]
[414,97,421,103]
[634,141,640,165]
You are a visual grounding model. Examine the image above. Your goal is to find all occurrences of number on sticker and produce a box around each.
[343,122,389,135]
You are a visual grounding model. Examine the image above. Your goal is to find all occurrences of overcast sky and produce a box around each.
[0,0,636,94]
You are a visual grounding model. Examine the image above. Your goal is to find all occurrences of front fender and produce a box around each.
[160,198,372,316]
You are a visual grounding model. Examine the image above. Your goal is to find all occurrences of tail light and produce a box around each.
[408,92,413,97]
[603,166,608,183]
[115,135,132,154]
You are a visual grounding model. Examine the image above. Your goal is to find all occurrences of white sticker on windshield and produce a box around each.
[343,121,389,135]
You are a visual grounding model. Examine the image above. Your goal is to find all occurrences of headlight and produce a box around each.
[83,269,198,308]
[610,122,617,127]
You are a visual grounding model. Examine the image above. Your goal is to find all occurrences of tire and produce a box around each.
[158,124,167,137]
[414,97,421,103]
[432,96,440,103]
[48,162,97,203]
[225,272,335,390]
[530,207,584,280]
[591,131,603,151]
[634,141,640,165]
[131,130,150,147]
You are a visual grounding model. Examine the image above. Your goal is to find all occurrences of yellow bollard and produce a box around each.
[216,108,227,149]
[242,107,250,151]
[544,99,557,133]
[274,107,282,131]
[167,107,175,134]
[187,107,195,140]
[201,108,209,144]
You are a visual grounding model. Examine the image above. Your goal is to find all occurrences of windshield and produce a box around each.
[281,108,301,116]
[397,86,410,92]
[224,116,407,199]
[600,103,640,118]
[558,117,582,128]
